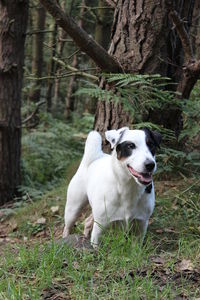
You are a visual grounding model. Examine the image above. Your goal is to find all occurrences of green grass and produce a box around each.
[0,175,200,299]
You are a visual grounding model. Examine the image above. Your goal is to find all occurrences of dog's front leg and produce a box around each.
[137,219,148,241]
[90,222,104,248]
[130,219,148,243]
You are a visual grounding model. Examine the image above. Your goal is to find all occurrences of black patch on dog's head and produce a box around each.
[116,141,136,160]
[143,128,162,156]
[145,183,152,194]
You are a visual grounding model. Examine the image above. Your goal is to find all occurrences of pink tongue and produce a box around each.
[140,174,152,183]
[128,166,152,183]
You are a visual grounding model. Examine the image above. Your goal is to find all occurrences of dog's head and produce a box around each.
[105,127,162,186]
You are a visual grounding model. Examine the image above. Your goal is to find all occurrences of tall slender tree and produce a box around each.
[0,0,29,205]
[46,21,57,112]
[64,0,86,119]
[29,3,46,103]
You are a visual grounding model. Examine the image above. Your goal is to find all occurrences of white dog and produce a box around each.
[63,127,161,246]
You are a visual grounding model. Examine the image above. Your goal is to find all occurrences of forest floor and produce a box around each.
[0,170,200,299]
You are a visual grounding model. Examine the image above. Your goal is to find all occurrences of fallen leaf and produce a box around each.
[155,229,163,233]
[151,255,165,265]
[73,261,79,270]
[172,204,178,210]
[50,206,59,214]
[10,221,18,232]
[164,228,176,233]
[175,259,194,272]
[36,217,46,225]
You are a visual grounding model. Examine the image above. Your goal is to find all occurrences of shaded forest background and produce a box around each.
[0,0,200,204]
[0,2,200,298]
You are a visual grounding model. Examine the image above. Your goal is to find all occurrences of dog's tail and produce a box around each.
[81,131,103,167]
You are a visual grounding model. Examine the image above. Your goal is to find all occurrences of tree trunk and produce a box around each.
[95,0,195,135]
[0,0,29,205]
[29,4,46,103]
[95,0,113,50]
[53,0,68,105]
[64,0,86,119]
[46,21,57,112]
[191,0,200,59]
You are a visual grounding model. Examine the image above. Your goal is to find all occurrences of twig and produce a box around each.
[52,57,99,81]
[78,5,114,9]
[27,70,98,81]
[26,29,54,35]
[21,100,46,125]
[67,49,80,60]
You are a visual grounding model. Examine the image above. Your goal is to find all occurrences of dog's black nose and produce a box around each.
[145,161,155,172]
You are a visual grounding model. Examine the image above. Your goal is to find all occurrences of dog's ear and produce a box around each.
[152,131,162,148]
[105,127,129,149]
[144,128,162,148]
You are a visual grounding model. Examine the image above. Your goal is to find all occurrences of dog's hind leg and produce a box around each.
[84,213,94,238]
[63,196,88,238]
[63,176,88,238]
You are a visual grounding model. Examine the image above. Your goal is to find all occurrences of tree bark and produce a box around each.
[0,0,29,205]
[190,0,200,59]
[29,4,46,103]
[46,21,57,112]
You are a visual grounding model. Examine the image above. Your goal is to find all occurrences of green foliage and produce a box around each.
[76,73,179,122]
[71,112,94,133]
[21,113,93,198]
[179,80,200,142]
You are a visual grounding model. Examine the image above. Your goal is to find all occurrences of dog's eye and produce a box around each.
[127,143,136,149]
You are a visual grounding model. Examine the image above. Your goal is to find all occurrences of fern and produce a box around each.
[76,74,180,121]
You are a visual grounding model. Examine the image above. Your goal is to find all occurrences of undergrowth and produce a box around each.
[20,113,94,199]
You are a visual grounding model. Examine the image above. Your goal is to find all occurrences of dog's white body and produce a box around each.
[63,128,161,246]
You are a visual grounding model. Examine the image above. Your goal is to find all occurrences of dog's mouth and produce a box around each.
[127,165,152,185]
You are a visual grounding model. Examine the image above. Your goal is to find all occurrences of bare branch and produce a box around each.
[26,29,54,35]
[39,0,122,72]
[21,100,46,125]
[169,9,194,62]
[52,57,98,81]
[26,58,99,82]
[177,59,200,99]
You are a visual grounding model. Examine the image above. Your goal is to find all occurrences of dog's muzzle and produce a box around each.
[127,164,153,185]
